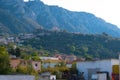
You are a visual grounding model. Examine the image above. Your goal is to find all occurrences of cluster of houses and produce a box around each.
[0,33,35,45]
[1,53,118,80]
[10,54,78,72]
[10,53,120,80]
[0,32,51,45]
[0,36,16,44]
[10,56,41,72]
[9,54,79,80]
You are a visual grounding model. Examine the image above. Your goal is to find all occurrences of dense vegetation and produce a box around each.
[0,47,11,74]
[23,29,120,59]
[0,45,41,75]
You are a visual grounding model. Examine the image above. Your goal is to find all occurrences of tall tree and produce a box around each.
[15,47,21,57]
[0,47,11,74]
[8,47,21,57]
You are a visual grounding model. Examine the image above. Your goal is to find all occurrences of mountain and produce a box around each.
[0,0,42,34]
[26,0,120,37]
[0,0,120,37]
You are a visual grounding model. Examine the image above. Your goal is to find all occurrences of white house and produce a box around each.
[40,57,61,69]
[40,57,59,60]
[76,59,119,80]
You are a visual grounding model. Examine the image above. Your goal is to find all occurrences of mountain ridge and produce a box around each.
[0,0,120,37]
[25,0,120,37]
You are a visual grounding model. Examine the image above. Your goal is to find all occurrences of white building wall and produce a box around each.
[40,57,59,60]
[77,59,119,80]
[66,64,72,68]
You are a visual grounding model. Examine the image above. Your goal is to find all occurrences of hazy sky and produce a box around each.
[24,0,120,28]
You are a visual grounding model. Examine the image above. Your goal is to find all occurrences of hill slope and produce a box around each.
[23,29,120,59]
[0,0,41,34]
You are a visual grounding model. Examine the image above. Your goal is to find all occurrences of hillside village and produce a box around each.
[10,55,120,80]
[0,33,35,44]
[0,0,120,80]
[0,44,120,80]
[1,29,120,59]
[0,30,120,80]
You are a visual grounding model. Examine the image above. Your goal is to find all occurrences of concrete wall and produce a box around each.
[0,75,35,80]
[76,59,119,80]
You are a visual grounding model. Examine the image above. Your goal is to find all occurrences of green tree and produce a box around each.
[70,45,76,52]
[82,46,88,53]
[20,53,31,60]
[70,62,78,74]
[15,47,21,57]
[84,54,93,61]
[8,47,21,57]
[59,61,66,67]
[31,51,39,56]
[8,48,15,55]
[0,47,11,74]
[32,56,41,61]
[16,65,28,74]
[16,65,36,75]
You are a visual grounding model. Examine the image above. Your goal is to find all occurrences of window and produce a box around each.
[35,63,38,67]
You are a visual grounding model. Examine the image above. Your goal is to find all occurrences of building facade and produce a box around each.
[76,59,119,80]
[10,58,41,72]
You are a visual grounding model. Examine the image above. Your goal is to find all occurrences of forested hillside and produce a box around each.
[0,0,42,34]
[23,29,120,59]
